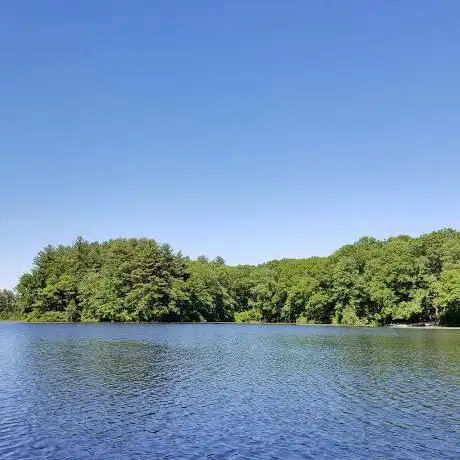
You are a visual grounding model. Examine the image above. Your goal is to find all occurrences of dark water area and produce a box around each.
[0,323,459,459]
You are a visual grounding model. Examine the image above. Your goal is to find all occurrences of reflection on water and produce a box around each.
[0,324,459,459]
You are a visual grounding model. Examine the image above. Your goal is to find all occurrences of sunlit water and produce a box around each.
[0,323,459,459]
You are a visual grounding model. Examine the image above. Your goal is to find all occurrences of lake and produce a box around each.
[0,323,459,459]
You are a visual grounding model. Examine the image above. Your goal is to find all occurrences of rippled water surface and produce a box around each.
[0,323,459,459]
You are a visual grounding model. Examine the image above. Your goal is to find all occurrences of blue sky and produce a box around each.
[1,1,459,289]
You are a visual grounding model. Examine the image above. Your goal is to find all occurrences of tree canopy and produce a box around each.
[5,229,460,325]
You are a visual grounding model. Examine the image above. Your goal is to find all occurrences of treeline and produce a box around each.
[2,229,460,325]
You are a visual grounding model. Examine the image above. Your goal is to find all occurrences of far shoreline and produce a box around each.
[1,319,459,329]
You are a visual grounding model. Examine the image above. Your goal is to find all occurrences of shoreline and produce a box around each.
[1,319,459,329]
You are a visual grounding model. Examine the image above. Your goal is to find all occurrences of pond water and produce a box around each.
[0,323,459,459]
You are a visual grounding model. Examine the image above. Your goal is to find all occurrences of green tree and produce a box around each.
[0,289,17,318]
[435,268,460,326]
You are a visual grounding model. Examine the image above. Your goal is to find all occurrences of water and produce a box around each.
[0,324,459,459]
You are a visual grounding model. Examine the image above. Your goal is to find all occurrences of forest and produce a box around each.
[1,228,460,326]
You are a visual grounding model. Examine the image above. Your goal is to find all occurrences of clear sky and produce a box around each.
[1,1,459,289]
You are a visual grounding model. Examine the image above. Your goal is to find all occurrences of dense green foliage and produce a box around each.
[9,229,460,325]
[0,289,16,319]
